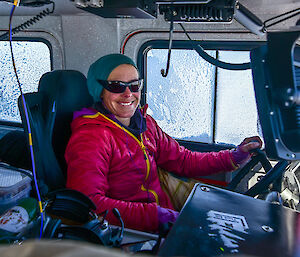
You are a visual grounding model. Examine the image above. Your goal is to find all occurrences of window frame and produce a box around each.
[138,40,265,148]
[0,37,53,127]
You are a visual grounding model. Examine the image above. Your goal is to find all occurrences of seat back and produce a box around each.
[18,70,93,193]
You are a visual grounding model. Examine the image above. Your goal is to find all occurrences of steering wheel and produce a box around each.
[227,149,289,197]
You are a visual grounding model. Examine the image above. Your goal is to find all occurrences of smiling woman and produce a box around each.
[65,53,262,233]
[101,64,141,126]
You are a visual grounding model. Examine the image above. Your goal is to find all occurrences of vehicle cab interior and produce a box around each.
[0,0,299,256]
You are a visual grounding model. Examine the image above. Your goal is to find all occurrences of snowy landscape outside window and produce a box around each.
[215,51,261,145]
[147,49,216,143]
[146,48,261,145]
[0,41,51,122]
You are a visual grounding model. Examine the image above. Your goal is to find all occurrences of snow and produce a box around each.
[0,41,51,122]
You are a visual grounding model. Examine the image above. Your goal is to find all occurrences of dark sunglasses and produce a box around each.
[97,79,143,93]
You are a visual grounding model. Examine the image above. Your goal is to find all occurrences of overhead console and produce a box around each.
[0,0,52,7]
[70,0,158,19]
[158,0,236,23]
[70,0,237,22]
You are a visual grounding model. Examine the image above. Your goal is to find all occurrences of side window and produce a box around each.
[0,41,51,123]
[146,47,261,145]
[215,51,260,145]
[147,49,216,143]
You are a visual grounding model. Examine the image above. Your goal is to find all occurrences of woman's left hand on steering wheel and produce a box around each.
[239,136,263,153]
[231,136,263,166]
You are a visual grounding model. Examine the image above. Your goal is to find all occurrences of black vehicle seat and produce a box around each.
[18,70,93,194]
[17,71,127,238]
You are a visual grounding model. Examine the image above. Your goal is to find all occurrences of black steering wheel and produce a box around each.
[227,149,289,197]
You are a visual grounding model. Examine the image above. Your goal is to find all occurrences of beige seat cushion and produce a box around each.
[157,168,197,211]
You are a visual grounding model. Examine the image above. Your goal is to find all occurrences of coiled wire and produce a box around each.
[0,1,55,41]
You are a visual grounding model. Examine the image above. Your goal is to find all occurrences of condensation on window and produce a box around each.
[215,51,262,145]
[147,49,216,143]
[0,41,51,122]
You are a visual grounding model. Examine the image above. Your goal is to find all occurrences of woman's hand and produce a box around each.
[231,136,263,166]
[157,206,179,225]
[238,136,263,153]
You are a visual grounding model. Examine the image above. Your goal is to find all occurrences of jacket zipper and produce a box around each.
[88,112,160,204]
[140,136,159,204]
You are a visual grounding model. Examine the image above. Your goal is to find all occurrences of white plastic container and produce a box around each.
[0,163,32,214]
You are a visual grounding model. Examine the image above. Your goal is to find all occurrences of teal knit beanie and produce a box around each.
[87,53,138,102]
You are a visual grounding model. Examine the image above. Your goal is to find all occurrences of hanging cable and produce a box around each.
[263,8,300,32]
[0,1,55,41]
[178,8,300,70]
[8,4,44,239]
[179,23,251,71]
[161,6,174,77]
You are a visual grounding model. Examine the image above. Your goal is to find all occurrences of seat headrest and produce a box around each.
[38,70,93,113]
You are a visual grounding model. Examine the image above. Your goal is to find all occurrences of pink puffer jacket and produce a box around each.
[65,108,237,232]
